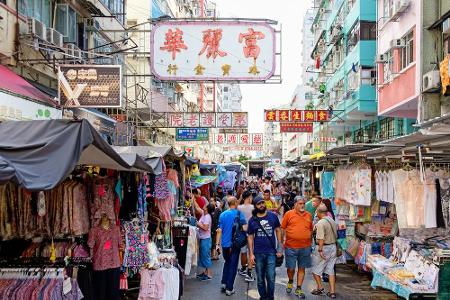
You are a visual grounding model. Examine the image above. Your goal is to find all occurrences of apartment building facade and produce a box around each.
[306,0,414,153]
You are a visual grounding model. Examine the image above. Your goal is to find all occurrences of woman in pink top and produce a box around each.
[197,204,215,280]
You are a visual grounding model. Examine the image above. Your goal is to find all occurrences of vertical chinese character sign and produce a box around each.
[151,21,276,81]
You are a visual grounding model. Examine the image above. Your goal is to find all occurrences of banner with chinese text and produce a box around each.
[213,133,263,145]
[223,146,263,151]
[279,123,313,133]
[151,20,276,81]
[168,112,247,128]
[264,110,330,122]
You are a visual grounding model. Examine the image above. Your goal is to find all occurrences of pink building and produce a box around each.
[377,0,419,119]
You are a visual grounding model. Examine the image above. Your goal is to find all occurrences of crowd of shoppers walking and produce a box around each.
[189,175,339,299]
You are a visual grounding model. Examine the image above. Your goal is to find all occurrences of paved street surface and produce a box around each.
[183,258,398,300]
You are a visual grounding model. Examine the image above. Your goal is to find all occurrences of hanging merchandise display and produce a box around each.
[334,164,372,206]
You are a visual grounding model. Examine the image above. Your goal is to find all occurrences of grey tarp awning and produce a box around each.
[0,119,136,190]
[113,146,166,175]
[118,153,153,173]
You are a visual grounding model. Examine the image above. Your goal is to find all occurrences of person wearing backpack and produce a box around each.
[247,197,283,300]
[215,197,247,296]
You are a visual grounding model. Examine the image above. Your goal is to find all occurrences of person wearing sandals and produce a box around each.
[311,204,338,298]
[196,204,215,281]
[280,196,313,299]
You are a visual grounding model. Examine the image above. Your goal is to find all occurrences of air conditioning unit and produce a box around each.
[65,43,83,62]
[390,38,405,49]
[422,70,440,92]
[392,0,409,19]
[443,18,450,35]
[27,17,46,41]
[376,54,387,63]
[46,28,64,48]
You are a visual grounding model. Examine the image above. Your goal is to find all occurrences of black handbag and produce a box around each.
[232,211,247,250]
[252,216,284,267]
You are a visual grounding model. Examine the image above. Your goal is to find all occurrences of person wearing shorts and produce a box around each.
[311,204,338,298]
[280,197,313,299]
[237,191,255,282]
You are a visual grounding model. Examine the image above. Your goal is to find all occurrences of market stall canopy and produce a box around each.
[0,65,59,107]
[185,156,200,166]
[117,153,153,173]
[189,175,217,188]
[326,144,403,156]
[0,119,137,190]
[220,162,246,172]
[112,146,165,175]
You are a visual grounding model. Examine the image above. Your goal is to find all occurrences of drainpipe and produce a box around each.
[14,0,20,62]
[417,0,423,124]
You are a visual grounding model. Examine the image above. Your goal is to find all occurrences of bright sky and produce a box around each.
[214,0,309,133]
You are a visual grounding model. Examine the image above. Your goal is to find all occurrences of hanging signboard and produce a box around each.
[184,146,195,157]
[264,109,331,122]
[58,65,122,107]
[279,122,313,133]
[176,128,209,141]
[167,112,247,128]
[213,133,263,145]
[223,146,263,151]
[151,20,276,81]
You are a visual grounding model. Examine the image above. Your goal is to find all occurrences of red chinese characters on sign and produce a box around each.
[215,134,225,144]
[198,29,227,59]
[232,112,248,127]
[238,28,265,59]
[160,28,188,60]
[291,110,302,122]
[240,134,250,145]
[303,110,315,122]
[227,134,238,144]
[199,113,215,127]
[169,113,184,127]
[279,123,313,133]
[252,133,263,145]
[184,113,200,127]
[217,112,232,127]
[278,110,290,122]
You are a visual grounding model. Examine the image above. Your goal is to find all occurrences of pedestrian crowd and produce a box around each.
[187,175,339,299]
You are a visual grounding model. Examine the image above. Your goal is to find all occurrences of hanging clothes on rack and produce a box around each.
[122,219,150,276]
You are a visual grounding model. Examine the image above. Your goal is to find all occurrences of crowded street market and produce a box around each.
[1,0,450,299]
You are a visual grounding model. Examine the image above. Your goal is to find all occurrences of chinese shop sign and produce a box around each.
[167,112,247,128]
[213,133,263,145]
[176,128,209,141]
[264,110,330,122]
[223,146,263,151]
[279,123,313,133]
[151,21,276,81]
[59,65,122,107]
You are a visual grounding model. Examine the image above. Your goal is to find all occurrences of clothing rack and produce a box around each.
[0,267,65,279]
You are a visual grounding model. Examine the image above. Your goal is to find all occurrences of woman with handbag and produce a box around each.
[247,197,283,300]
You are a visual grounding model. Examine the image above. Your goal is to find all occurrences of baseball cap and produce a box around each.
[254,196,264,205]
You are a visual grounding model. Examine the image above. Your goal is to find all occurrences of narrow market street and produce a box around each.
[183,257,397,299]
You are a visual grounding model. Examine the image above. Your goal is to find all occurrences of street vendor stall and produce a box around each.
[0,120,183,300]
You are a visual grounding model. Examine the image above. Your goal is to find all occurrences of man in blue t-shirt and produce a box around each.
[247,197,283,300]
[216,196,246,296]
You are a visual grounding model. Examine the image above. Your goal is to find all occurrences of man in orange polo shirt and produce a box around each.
[281,196,313,299]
